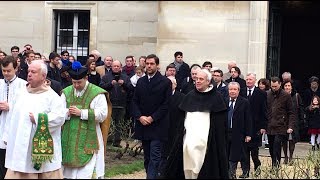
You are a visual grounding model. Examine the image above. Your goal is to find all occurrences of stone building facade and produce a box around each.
[0,1,268,80]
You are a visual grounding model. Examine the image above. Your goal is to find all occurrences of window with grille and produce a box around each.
[54,10,90,65]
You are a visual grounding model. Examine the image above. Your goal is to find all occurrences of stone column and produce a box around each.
[247,1,269,81]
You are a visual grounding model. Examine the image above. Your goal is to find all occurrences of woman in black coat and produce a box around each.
[86,58,101,86]
[282,80,305,164]
[305,95,320,151]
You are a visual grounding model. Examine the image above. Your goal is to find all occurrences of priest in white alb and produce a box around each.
[2,60,66,179]
[0,56,28,179]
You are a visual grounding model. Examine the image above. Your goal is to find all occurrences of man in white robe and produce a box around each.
[165,68,229,179]
[2,60,65,179]
[0,56,28,178]
[60,61,110,179]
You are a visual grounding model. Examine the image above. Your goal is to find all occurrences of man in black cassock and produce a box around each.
[164,69,229,179]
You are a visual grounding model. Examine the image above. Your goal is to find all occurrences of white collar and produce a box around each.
[74,81,89,97]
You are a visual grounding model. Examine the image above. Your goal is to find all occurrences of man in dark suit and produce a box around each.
[239,73,267,178]
[225,66,246,89]
[132,54,172,179]
[170,51,190,90]
[226,82,252,179]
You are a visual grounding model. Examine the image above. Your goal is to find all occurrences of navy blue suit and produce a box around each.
[132,71,172,179]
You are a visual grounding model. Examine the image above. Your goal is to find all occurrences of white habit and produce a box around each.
[183,112,210,179]
[2,87,66,173]
[61,81,108,179]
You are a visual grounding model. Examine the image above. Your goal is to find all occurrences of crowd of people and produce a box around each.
[0,44,320,179]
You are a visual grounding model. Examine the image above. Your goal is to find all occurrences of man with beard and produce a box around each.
[165,69,229,179]
[132,54,172,179]
[61,61,111,179]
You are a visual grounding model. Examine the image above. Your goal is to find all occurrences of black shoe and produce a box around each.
[239,172,249,178]
[312,145,316,151]
[317,144,320,150]
[230,174,237,179]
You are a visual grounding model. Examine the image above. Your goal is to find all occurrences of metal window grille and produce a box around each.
[54,10,90,65]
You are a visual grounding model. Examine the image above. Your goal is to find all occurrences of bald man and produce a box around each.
[100,60,132,147]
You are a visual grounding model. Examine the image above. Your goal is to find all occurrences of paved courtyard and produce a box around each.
[109,142,314,179]
[259,142,312,159]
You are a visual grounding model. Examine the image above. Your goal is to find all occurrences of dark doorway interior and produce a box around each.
[279,1,320,92]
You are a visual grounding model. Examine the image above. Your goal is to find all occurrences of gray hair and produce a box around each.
[199,68,212,82]
[228,81,240,90]
[282,72,291,79]
[31,60,48,75]
[191,65,201,71]
[246,72,257,79]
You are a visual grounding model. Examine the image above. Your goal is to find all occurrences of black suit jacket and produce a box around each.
[226,76,246,89]
[240,87,267,147]
[132,71,172,141]
[225,96,252,162]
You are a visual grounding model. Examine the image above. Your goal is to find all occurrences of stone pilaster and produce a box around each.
[247,1,269,81]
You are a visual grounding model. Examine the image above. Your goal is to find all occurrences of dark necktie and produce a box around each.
[228,99,235,128]
[0,77,16,115]
[248,89,252,100]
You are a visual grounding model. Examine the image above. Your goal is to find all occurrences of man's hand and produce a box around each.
[69,106,82,117]
[29,112,36,124]
[0,101,9,111]
[146,116,154,124]
[260,129,266,134]
[287,128,293,134]
[139,116,150,126]
[118,79,124,85]
[111,80,117,85]
[245,136,251,142]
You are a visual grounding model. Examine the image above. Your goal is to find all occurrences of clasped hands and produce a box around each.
[112,79,124,85]
[139,116,153,126]
[68,105,82,117]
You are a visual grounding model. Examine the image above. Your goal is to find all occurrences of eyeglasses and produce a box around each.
[62,54,69,56]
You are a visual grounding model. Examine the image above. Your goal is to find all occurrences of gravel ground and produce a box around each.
[107,142,311,179]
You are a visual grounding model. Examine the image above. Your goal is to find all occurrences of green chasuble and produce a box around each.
[61,83,107,167]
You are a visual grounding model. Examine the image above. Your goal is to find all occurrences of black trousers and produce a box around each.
[268,134,288,167]
[240,145,261,173]
[0,149,7,179]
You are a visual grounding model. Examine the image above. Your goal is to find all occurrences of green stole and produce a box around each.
[61,83,107,167]
[32,113,54,170]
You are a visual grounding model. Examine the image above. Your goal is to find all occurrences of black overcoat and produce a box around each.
[240,87,267,147]
[225,96,252,162]
[165,87,229,179]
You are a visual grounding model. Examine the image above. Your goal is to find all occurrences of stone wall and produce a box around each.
[157,1,251,74]
[0,1,268,79]
[0,1,45,54]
